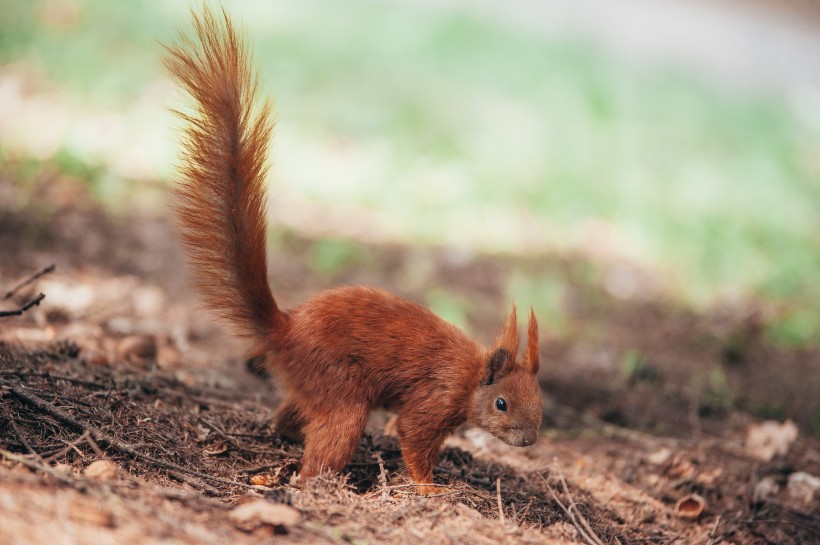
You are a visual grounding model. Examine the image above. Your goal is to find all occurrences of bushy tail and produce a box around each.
[164,6,284,343]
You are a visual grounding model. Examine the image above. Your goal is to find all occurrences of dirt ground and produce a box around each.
[1,174,819,544]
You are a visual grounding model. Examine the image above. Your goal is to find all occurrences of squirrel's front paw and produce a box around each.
[416,484,448,496]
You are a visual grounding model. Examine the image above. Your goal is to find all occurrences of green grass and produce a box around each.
[2,0,819,344]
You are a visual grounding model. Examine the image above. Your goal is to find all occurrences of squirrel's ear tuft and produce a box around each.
[495,304,519,357]
[482,304,519,385]
[522,307,540,374]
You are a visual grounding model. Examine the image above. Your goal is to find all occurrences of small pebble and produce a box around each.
[753,476,779,502]
[53,463,74,474]
[787,471,820,503]
[83,459,119,480]
[228,498,301,531]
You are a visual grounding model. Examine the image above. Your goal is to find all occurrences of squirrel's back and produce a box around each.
[280,285,483,383]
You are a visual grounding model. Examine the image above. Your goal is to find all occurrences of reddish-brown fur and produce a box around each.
[165,7,543,494]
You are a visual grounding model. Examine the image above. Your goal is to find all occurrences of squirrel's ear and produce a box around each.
[495,303,519,356]
[481,347,513,386]
[522,307,540,375]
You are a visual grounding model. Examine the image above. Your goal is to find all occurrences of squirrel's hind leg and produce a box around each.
[299,403,369,478]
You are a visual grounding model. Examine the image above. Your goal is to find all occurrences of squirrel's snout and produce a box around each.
[500,428,538,447]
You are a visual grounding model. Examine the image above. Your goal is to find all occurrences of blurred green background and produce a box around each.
[1,0,819,345]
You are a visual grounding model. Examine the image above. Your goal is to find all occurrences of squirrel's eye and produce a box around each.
[495,397,507,412]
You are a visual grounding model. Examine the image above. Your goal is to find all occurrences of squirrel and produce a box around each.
[164,6,543,495]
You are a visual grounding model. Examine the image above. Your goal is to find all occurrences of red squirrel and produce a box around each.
[164,7,543,495]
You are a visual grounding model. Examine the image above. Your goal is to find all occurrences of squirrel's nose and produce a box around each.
[522,429,538,446]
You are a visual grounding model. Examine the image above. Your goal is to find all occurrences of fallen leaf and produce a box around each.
[203,441,228,456]
[117,334,157,367]
[696,467,724,487]
[666,456,696,481]
[250,473,278,487]
[383,414,399,437]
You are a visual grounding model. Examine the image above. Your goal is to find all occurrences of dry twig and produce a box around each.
[706,515,722,545]
[0,293,46,318]
[0,449,76,485]
[361,482,460,499]
[496,477,506,525]
[540,462,605,545]
[9,419,45,464]
[373,450,389,500]
[3,264,55,300]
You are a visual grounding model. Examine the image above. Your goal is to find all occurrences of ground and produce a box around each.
[1,177,819,545]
